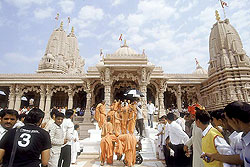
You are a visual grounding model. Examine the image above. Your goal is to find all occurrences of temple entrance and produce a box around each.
[147,84,157,105]
[73,91,87,109]
[21,91,40,109]
[93,84,104,106]
[0,87,9,108]
[51,91,68,108]
[112,81,138,102]
[164,90,176,110]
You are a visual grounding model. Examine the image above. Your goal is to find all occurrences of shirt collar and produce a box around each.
[0,125,7,133]
[242,131,250,146]
[202,124,212,137]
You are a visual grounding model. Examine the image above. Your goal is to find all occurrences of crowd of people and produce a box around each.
[0,100,249,167]
[156,101,250,167]
[0,107,81,167]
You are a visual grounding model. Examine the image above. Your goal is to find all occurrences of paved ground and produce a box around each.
[70,157,165,167]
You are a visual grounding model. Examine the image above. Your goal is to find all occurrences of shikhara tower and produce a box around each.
[37,21,85,74]
[200,11,250,111]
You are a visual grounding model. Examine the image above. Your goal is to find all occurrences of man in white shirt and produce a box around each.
[147,100,155,128]
[184,111,204,167]
[195,109,235,167]
[0,109,18,140]
[175,111,186,131]
[136,100,144,137]
[58,109,74,167]
[48,112,65,167]
[166,113,190,167]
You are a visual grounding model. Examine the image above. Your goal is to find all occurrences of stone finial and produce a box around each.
[123,39,128,47]
[215,10,220,21]
[142,49,145,55]
[60,21,64,29]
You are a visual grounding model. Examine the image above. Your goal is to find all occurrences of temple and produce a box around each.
[0,12,250,121]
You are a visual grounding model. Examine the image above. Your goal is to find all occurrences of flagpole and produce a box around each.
[219,0,226,19]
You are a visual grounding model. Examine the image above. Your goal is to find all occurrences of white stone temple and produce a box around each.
[0,13,250,137]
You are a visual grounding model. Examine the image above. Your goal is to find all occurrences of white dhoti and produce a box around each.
[48,146,61,167]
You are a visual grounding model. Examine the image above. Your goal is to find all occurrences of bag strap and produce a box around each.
[8,127,20,167]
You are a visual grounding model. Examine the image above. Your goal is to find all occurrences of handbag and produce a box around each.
[8,127,20,167]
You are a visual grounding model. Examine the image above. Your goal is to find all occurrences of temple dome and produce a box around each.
[114,40,137,55]
[193,64,207,75]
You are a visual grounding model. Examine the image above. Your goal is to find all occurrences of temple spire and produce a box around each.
[71,26,74,34]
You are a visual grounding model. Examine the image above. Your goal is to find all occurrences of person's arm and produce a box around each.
[41,149,50,166]
[204,153,243,165]
[0,149,5,163]
[213,136,242,166]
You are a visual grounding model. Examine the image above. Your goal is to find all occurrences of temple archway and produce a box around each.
[51,91,68,108]
[73,91,87,109]
[93,83,104,106]
[112,81,138,102]
[21,91,40,109]
[147,84,157,104]
[164,89,176,110]
[0,87,9,108]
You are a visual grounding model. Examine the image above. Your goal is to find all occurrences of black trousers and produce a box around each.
[136,118,144,137]
[58,145,71,167]
[163,145,174,167]
[169,143,191,167]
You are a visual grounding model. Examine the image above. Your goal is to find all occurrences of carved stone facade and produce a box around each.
[0,16,249,120]
[200,18,250,111]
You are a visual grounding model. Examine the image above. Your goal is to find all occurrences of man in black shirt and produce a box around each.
[0,108,51,167]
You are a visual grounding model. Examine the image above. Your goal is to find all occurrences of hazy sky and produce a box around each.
[0,0,249,74]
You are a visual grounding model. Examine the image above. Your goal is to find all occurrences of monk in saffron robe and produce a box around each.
[95,100,106,128]
[107,104,115,127]
[100,121,117,166]
[101,116,113,137]
[116,132,137,167]
[121,105,129,134]
[127,102,136,134]
[114,109,122,136]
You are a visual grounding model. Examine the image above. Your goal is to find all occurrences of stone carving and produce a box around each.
[113,71,139,81]
[105,68,110,83]
[141,68,146,82]
[37,23,85,74]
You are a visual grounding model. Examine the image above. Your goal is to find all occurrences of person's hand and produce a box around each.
[200,152,216,163]
[183,145,188,152]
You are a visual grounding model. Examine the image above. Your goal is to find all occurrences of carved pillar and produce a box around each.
[8,85,15,109]
[83,90,92,123]
[39,85,46,111]
[175,85,182,112]
[44,85,52,121]
[159,89,165,117]
[104,84,111,111]
[139,84,147,119]
[68,85,73,109]
[195,85,202,104]
[14,85,22,111]
[86,91,91,112]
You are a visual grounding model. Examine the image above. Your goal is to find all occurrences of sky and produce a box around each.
[0,0,250,74]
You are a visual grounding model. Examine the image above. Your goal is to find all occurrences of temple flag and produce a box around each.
[220,0,228,8]
[55,13,59,20]
[119,34,123,41]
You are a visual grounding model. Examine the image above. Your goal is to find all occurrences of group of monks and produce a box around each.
[94,99,138,167]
